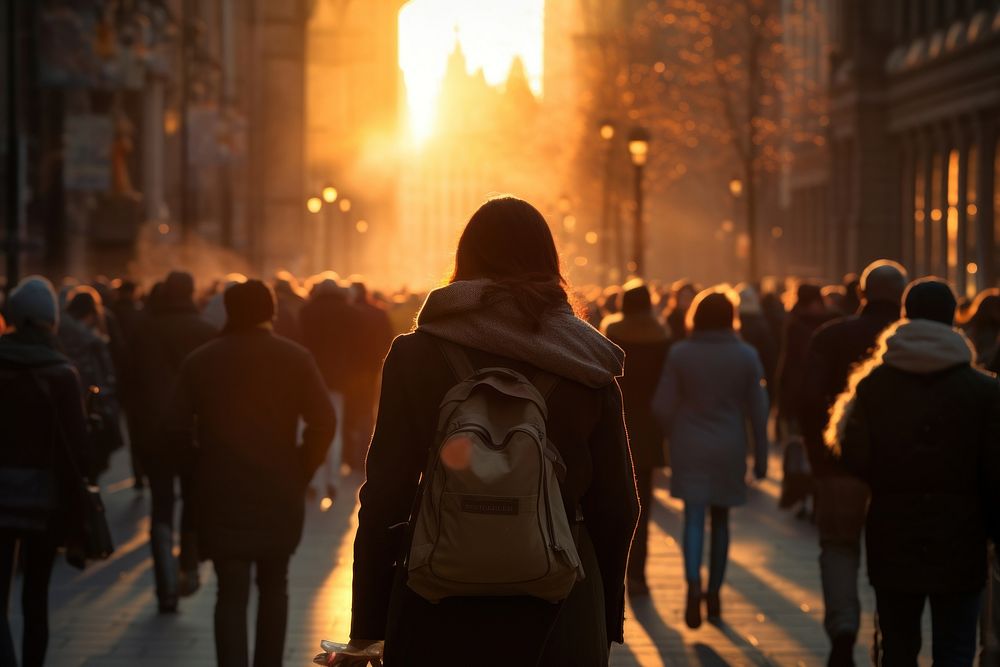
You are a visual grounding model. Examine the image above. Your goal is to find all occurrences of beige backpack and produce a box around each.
[406,341,584,603]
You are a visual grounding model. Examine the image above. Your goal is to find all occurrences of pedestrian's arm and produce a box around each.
[837,383,872,480]
[58,367,95,480]
[297,355,337,482]
[981,382,1000,543]
[651,351,679,434]
[350,340,427,642]
[747,353,770,479]
[581,382,639,646]
[159,361,196,456]
[797,330,834,450]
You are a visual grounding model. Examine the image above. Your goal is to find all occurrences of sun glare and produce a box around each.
[398,0,544,143]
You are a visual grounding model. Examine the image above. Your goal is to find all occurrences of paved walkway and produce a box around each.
[8,450,932,666]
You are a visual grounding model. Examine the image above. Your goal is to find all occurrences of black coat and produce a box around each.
[839,362,1000,593]
[775,308,835,421]
[740,313,778,399]
[0,332,92,539]
[299,293,363,393]
[128,304,217,455]
[603,313,670,470]
[350,332,638,665]
[798,301,900,475]
[162,328,337,560]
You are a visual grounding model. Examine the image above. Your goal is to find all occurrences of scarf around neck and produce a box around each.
[416,280,624,388]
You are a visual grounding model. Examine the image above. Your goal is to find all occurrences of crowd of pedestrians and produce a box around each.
[0,195,999,666]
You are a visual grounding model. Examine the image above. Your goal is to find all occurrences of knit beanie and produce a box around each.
[224,279,275,332]
[7,276,59,330]
[903,278,956,325]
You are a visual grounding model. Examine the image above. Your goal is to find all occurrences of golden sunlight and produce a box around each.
[398,0,544,143]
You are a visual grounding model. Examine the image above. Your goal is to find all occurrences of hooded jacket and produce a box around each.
[350,280,638,666]
[829,319,1000,593]
[0,330,92,537]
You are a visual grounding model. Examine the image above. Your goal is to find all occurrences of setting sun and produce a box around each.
[398,0,544,142]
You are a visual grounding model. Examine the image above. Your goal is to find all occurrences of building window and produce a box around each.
[947,149,960,286]
[966,146,979,298]
[914,155,926,276]
[930,151,944,274]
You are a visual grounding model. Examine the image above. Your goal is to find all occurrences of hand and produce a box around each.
[327,639,383,667]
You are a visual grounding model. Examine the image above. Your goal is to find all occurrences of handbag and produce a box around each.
[31,372,115,568]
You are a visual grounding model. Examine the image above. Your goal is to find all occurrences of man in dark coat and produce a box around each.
[775,282,833,433]
[797,260,907,666]
[601,280,669,596]
[130,271,218,610]
[299,278,362,501]
[345,281,395,469]
[831,278,1000,666]
[162,280,336,667]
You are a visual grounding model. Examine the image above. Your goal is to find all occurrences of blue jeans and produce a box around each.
[682,503,730,591]
[874,589,982,666]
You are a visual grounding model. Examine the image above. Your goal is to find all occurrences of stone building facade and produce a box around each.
[785,0,1000,292]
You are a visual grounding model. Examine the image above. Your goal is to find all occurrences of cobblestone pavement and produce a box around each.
[9,450,933,666]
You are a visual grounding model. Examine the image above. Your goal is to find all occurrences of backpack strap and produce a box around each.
[436,339,476,382]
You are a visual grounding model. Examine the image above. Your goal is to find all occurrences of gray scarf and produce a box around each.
[416,280,624,388]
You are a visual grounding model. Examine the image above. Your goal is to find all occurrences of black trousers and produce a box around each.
[0,532,58,667]
[214,555,291,667]
[627,467,654,585]
[874,588,982,667]
[146,451,198,570]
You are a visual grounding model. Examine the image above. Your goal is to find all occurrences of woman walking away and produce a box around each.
[830,279,1000,666]
[334,196,638,667]
[0,277,91,667]
[601,279,670,597]
[653,288,769,629]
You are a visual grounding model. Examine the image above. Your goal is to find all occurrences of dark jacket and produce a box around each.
[162,328,336,560]
[602,312,670,469]
[129,303,217,453]
[835,320,1000,593]
[299,292,363,393]
[0,330,91,538]
[351,317,637,667]
[775,307,834,421]
[739,313,778,399]
[798,300,900,475]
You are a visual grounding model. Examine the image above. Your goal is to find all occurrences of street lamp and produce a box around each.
[322,185,338,204]
[598,119,617,282]
[306,197,323,214]
[729,178,743,198]
[628,127,651,277]
[338,198,353,271]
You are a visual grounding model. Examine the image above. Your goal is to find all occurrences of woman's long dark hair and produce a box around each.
[450,196,572,328]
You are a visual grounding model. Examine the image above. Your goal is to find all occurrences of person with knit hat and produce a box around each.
[129,269,217,612]
[828,278,1000,666]
[161,278,336,667]
[0,276,91,666]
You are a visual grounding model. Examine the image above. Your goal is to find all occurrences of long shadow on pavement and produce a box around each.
[650,493,824,664]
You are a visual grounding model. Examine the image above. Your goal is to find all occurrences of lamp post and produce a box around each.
[628,127,650,278]
[598,119,616,282]
[338,197,352,274]
[729,177,743,278]
[307,196,325,270]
